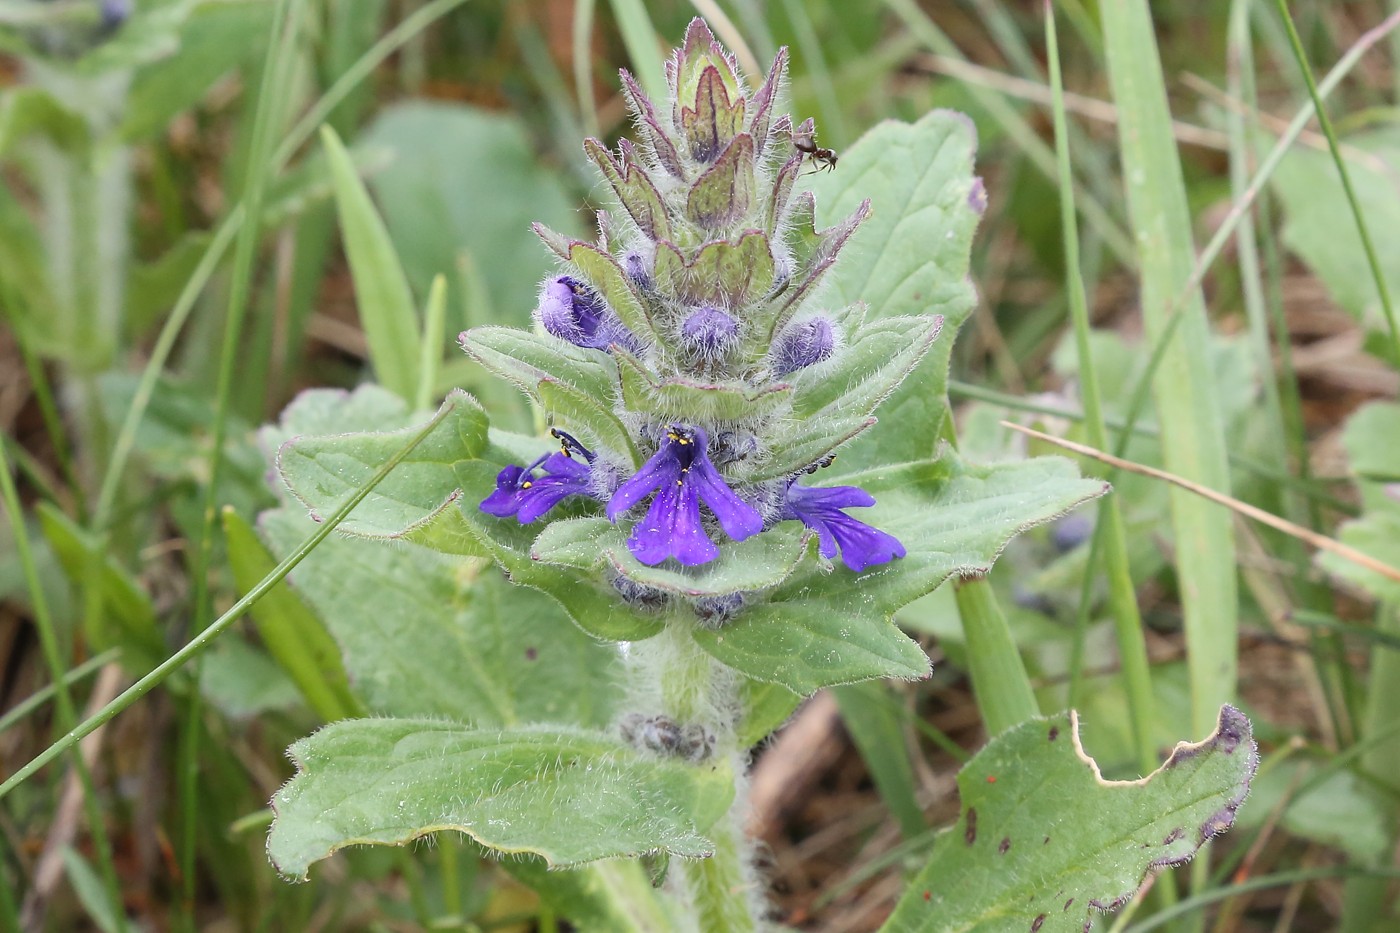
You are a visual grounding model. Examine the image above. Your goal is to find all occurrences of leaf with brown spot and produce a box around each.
[882,706,1256,932]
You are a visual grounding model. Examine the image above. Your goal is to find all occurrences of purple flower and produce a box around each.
[606,425,762,566]
[481,452,591,523]
[536,276,643,353]
[783,483,905,572]
[772,316,835,375]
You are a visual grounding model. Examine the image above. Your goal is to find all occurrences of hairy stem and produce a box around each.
[631,622,759,931]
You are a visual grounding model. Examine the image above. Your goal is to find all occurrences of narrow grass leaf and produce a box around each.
[1100,0,1239,736]
[322,124,421,402]
[222,508,363,722]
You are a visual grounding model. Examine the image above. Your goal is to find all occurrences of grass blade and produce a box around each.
[606,0,666,101]
[0,400,458,802]
[833,682,925,840]
[322,123,421,402]
[1100,0,1239,740]
[1044,1,1156,777]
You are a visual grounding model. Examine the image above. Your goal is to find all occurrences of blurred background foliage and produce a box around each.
[2,0,1400,929]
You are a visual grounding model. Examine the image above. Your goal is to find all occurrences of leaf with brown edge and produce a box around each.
[687,134,755,229]
[583,137,672,241]
[881,706,1256,932]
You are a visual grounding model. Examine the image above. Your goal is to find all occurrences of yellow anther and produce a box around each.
[522,481,533,489]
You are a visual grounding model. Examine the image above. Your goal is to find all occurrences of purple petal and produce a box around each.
[607,447,674,520]
[787,483,874,512]
[689,459,762,541]
[817,516,906,572]
[537,276,611,349]
[627,478,719,566]
[541,451,590,479]
[480,465,527,517]
[785,482,905,572]
[480,453,591,524]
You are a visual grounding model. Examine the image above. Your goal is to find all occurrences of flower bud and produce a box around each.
[623,251,652,290]
[681,306,740,357]
[771,315,835,375]
[537,276,605,347]
[537,275,643,353]
[694,593,744,626]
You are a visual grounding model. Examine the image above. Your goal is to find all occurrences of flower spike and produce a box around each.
[607,425,763,566]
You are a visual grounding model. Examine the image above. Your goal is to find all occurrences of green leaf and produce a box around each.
[258,507,622,726]
[531,517,810,597]
[121,0,271,142]
[268,719,734,879]
[819,457,1108,610]
[1320,509,1400,604]
[502,858,677,933]
[614,349,794,422]
[1272,128,1400,327]
[1318,401,1400,601]
[460,326,638,464]
[883,705,1256,932]
[35,503,163,672]
[198,637,302,720]
[260,383,416,448]
[1342,401,1400,482]
[450,462,665,643]
[1243,762,1392,863]
[693,599,930,696]
[732,414,875,484]
[808,111,981,471]
[322,124,421,401]
[276,389,486,541]
[737,679,802,747]
[358,102,583,329]
[222,508,363,722]
[693,453,1106,694]
[460,326,616,403]
[791,313,944,419]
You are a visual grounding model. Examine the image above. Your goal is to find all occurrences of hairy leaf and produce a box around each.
[268,720,734,879]
[808,110,981,471]
[259,507,621,725]
[275,389,486,542]
[693,453,1105,694]
[883,706,1256,932]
